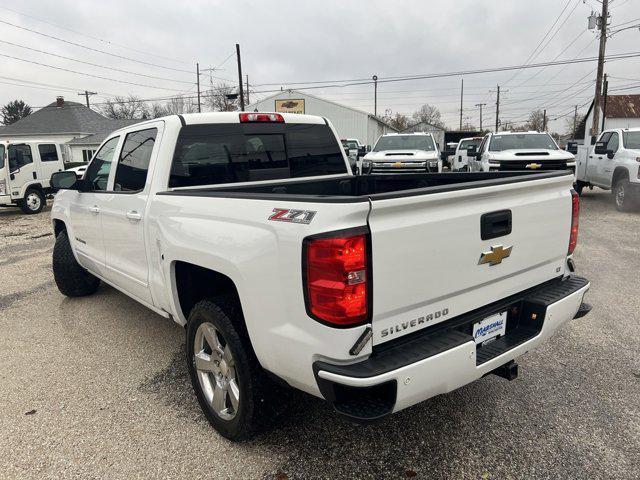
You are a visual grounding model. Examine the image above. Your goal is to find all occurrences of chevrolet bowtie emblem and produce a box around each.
[526,163,542,169]
[479,245,513,266]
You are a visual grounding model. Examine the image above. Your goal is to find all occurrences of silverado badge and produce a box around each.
[479,245,513,266]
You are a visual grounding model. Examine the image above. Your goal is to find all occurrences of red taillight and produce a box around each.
[239,112,284,123]
[568,189,579,254]
[304,231,369,327]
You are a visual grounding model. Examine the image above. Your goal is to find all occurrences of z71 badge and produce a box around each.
[268,208,317,224]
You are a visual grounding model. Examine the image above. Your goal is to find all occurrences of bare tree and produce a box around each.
[524,109,546,131]
[384,112,411,131]
[411,104,445,129]
[150,103,168,118]
[165,96,198,115]
[205,83,238,112]
[100,95,149,119]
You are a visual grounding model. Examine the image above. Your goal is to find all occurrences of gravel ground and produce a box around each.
[0,190,639,480]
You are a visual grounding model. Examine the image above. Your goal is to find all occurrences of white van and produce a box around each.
[0,141,65,214]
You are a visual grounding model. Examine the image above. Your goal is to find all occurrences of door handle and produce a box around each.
[89,206,100,214]
[126,210,142,221]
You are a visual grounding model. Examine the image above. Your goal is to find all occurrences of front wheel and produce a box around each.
[186,298,273,440]
[52,230,101,296]
[19,188,45,214]
[612,178,636,212]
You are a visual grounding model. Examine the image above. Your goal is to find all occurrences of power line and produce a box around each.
[0,52,189,91]
[0,39,195,85]
[0,19,196,74]
[0,5,191,66]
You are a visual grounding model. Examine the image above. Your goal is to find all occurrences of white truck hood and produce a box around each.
[489,149,575,162]
[364,150,439,162]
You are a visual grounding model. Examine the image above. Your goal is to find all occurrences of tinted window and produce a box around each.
[458,139,480,150]
[170,123,346,188]
[114,128,157,192]
[607,132,619,152]
[38,144,59,162]
[623,131,640,149]
[8,144,33,172]
[373,135,435,152]
[85,137,119,191]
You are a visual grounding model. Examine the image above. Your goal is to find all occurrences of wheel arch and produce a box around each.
[53,219,66,237]
[20,181,44,198]
[612,166,629,186]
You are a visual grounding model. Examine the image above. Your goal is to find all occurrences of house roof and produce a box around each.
[0,99,138,137]
[604,94,640,118]
[246,89,398,131]
[66,119,141,145]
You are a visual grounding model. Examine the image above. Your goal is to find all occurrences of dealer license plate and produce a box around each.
[473,311,507,345]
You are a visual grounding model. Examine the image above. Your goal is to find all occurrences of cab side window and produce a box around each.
[38,144,59,162]
[8,144,33,172]
[113,128,157,192]
[84,137,119,191]
[606,132,619,152]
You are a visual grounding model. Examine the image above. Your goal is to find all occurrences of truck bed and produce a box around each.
[159,171,571,202]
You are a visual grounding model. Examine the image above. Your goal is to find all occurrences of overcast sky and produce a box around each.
[1,0,639,133]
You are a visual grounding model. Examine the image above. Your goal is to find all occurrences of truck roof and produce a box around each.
[381,132,433,137]
[492,131,547,135]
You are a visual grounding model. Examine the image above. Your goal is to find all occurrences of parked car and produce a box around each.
[0,141,65,214]
[66,164,88,179]
[341,138,365,172]
[574,127,640,211]
[452,137,483,171]
[362,132,441,173]
[50,112,591,440]
[467,132,575,172]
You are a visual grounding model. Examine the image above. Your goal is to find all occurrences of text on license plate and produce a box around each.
[473,311,507,345]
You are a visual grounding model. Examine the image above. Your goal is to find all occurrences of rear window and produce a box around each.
[169,123,346,188]
[458,139,480,150]
[489,133,557,151]
[38,144,59,162]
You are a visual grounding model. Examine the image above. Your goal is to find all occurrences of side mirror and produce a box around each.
[607,150,615,159]
[590,136,596,145]
[50,171,80,191]
[466,144,478,158]
[357,146,366,157]
[593,141,607,155]
[366,145,372,152]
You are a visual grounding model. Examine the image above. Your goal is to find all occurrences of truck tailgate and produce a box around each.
[368,174,574,345]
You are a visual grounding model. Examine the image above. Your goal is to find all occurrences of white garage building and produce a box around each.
[246,89,397,147]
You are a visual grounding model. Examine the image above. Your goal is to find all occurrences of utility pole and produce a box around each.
[236,43,245,112]
[601,73,609,132]
[459,78,464,130]
[196,63,201,113]
[591,0,608,138]
[495,85,500,132]
[475,103,487,130]
[572,105,578,139]
[543,109,547,131]
[246,74,250,105]
[372,75,378,117]
[78,90,96,108]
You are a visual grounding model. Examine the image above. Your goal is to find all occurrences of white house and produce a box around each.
[582,94,640,142]
[0,96,139,164]
[246,90,397,147]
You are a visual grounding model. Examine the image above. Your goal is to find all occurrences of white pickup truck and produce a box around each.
[361,132,441,173]
[468,131,576,172]
[575,127,640,211]
[49,112,591,440]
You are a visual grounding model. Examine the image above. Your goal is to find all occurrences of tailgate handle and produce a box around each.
[481,210,512,240]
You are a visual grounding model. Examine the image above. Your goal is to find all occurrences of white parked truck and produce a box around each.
[467,132,575,172]
[452,137,483,171]
[362,132,441,173]
[49,112,591,440]
[575,127,640,211]
[0,140,65,214]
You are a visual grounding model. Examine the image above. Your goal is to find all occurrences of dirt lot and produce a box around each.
[1,190,639,480]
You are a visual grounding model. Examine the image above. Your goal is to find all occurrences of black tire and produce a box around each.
[612,178,636,212]
[19,188,45,214]
[52,230,101,297]
[186,297,274,441]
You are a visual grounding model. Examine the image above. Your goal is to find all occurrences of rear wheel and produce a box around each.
[19,188,45,214]
[612,178,636,212]
[52,230,101,296]
[186,297,274,440]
